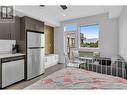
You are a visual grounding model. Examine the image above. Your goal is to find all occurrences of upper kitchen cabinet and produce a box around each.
[9,16,21,40]
[20,16,44,40]
[0,23,10,39]
[0,16,20,40]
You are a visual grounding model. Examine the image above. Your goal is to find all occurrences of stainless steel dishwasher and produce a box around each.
[0,55,25,88]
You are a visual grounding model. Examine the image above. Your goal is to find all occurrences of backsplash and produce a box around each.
[0,40,16,54]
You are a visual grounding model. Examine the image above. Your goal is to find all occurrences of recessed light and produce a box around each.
[63,14,66,16]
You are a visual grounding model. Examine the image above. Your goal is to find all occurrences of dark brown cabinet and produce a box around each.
[20,16,44,40]
[34,20,44,32]
[9,17,20,40]
[18,16,44,53]
[22,16,44,32]
[25,17,36,31]
[0,16,20,40]
[25,17,43,31]
[0,16,44,40]
[0,23,10,39]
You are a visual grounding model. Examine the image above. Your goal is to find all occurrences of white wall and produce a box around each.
[54,27,65,63]
[0,40,16,54]
[119,7,127,61]
[54,13,119,63]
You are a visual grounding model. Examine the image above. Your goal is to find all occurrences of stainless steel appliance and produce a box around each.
[27,31,45,80]
[0,55,25,88]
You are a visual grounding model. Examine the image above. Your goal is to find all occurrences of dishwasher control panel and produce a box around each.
[1,56,25,63]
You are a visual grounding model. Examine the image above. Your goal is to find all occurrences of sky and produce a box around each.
[65,25,77,31]
[80,24,99,39]
[65,24,99,39]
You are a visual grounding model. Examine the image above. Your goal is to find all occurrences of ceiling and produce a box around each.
[14,6,124,27]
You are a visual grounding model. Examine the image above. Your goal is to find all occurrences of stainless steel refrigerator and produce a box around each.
[27,31,45,80]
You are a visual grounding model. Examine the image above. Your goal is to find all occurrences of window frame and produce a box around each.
[78,24,100,49]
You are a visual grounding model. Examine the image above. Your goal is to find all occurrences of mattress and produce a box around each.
[25,68,127,89]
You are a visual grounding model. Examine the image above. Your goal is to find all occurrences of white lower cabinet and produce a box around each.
[44,54,59,69]
[1,59,24,88]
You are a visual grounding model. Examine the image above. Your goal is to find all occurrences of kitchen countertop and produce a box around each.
[0,53,25,59]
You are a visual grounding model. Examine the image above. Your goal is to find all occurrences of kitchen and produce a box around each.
[0,15,59,88]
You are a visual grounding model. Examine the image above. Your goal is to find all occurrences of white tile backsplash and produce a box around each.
[0,40,16,54]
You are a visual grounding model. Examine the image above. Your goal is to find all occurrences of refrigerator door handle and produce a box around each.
[28,47,44,49]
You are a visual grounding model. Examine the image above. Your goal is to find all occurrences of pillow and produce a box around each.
[93,61,99,65]
[111,55,125,67]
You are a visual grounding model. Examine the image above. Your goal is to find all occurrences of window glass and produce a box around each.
[80,24,99,48]
[64,25,77,31]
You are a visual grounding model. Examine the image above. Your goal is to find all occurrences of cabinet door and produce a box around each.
[44,56,52,69]
[0,23,10,39]
[25,16,44,32]
[9,17,20,40]
[25,17,36,30]
[2,60,24,88]
[35,20,44,32]
[54,55,59,61]
[44,57,47,68]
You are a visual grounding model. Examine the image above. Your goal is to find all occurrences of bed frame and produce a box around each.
[80,57,127,79]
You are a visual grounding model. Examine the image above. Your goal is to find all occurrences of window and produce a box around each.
[80,24,99,48]
[67,33,76,48]
[64,25,77,31]
[65,25,77,59]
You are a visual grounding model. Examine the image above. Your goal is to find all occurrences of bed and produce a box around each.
[25,68,127,89]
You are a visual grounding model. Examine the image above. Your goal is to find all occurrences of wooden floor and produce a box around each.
[5,63,64,89]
